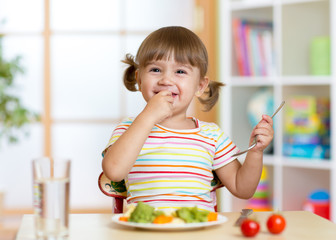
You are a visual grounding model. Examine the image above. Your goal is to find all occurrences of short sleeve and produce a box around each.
[101,117,134,157]
[212,128,240,170]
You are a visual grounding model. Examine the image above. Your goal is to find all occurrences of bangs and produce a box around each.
[135,26,208,77]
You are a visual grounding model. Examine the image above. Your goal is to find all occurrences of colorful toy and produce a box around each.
[303,189,330,220]
[283,96,330,159]
[247,166,271,211]
[247,88,274,127]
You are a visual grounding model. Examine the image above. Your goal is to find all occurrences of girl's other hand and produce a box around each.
[141,90,174,124]
[249,114,274,152]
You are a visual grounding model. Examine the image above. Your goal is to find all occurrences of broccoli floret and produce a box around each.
[128,202,156,223]
[176,206,209,223]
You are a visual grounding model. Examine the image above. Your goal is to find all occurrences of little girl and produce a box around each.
[102,26,273,211]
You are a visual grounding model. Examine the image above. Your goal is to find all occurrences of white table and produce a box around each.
[16,211,336,240]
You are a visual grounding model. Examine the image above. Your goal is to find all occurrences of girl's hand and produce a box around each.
[249,114,274,152]
[141,90,174,124]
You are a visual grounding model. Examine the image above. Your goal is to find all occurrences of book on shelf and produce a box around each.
[232,18,275,76]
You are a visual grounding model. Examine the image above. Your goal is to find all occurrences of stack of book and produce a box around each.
[232,18,275,76]
[283,96,330,159]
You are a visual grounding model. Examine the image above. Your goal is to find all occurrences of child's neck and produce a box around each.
[158,115,197,130]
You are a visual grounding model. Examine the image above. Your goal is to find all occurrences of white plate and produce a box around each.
[111,214,228,231]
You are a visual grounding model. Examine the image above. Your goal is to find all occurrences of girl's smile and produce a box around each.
[153,89,179,98]
[137,57,207,117]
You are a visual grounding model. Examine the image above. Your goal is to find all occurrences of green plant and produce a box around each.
[0,37,39,144]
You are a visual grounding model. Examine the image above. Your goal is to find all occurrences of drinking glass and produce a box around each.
[32,157,71,239]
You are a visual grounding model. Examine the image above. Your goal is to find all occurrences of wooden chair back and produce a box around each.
[98,171,223,213]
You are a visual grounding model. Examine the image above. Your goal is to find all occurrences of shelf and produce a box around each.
[220,0,335,221]
[281,76,332,85]
[230,76,332,86]
[282,0,330,76]
[262,155,332,169]
[230,77,275,86]
[282,157,332,170]
[281,0,328,6]
[230,0,326,11]
[230,0,274,11]
[282,167,330,211]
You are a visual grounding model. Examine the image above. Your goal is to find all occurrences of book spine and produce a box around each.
[240,20,251,76]
[258,31,267,76]
[245,23,255,76]
[251,28,262,76]
[232,19,245,76]
[262,31,275,76]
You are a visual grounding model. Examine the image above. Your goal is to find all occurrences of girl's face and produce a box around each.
[137,57,208,116]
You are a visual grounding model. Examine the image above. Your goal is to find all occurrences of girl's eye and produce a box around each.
[176,70,186,74]
[149,68,160,73]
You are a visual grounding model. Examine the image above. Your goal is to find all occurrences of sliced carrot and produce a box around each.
[119,216,129,222]
[207,212,218,222]
[153,215,174,224]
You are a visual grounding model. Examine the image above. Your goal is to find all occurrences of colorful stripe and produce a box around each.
[104,117,239,211]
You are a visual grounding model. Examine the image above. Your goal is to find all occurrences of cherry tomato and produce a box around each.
[267,214,286,234]
[240,219,260,237]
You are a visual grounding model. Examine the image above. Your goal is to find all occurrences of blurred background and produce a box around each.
[0,0,217,214]
[1,1,335,238]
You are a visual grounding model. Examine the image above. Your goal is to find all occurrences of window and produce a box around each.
[0,0,194,209]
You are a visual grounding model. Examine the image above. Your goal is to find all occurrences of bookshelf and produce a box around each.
[218,0,336,222]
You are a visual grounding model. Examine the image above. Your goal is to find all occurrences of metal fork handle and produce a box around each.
[234,208,254,226]
[231,101,285,158]
[232,141,257,157]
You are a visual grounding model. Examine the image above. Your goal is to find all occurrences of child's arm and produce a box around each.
[102,91,174,182]
[215,115,274,199]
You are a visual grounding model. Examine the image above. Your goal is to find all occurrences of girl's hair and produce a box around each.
[122,26,224,111]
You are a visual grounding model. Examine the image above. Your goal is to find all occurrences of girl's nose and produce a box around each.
[158,74,173,85]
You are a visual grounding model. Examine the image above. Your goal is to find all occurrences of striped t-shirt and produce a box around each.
[104,117,239,211]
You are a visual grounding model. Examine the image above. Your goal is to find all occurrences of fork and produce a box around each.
[231,101,285,158]
[234,209,254,226]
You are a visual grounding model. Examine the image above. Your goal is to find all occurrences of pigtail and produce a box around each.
[122,53,138,92]
[198,80,225,112]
